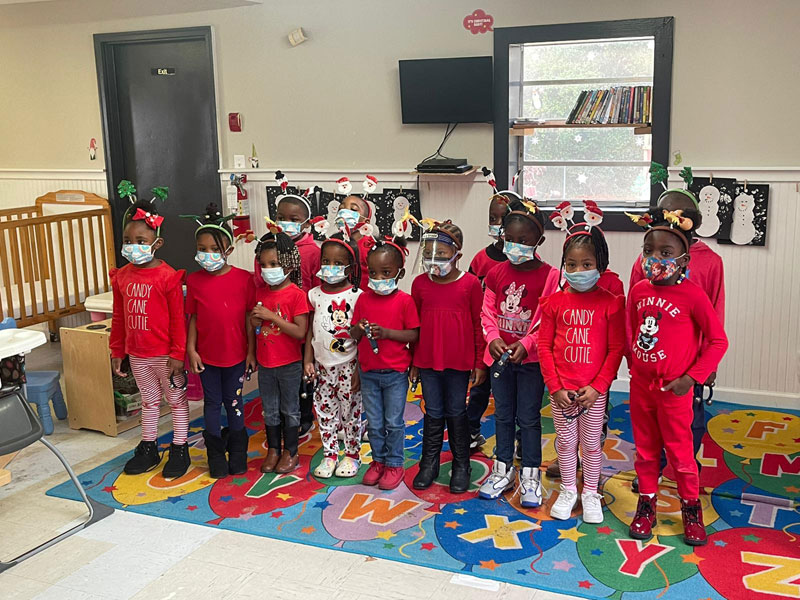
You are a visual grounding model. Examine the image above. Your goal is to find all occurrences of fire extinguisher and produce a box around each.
[227,173,251,239]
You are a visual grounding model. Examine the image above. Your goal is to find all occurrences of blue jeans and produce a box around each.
[491,361,544,468]
[419,368,470,419]
[258,361,302,428]
[467,375,491,434]
[200,360,246,436]
[360,369,408,468]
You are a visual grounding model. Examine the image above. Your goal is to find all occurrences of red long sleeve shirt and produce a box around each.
[537,288,626,394]
[628,278,728,387]
[109,262,186,361]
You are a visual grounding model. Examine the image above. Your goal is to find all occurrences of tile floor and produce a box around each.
[0,334,581,600]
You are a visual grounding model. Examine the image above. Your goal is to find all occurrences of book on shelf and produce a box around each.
[566,85,652,125]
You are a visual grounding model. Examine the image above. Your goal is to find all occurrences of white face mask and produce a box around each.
[261,267,288,286]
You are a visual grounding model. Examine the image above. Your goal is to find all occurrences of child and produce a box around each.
[350,237,419,490]
[251,227,309,474]
[628,188,725,493]
[335,193,375,290]
[304,238,363,478]
[627,208,728,545]
[537,215,625,523]
[110,187,190,479]
[411,222,485,493]
[478,199,559,506]
[185,203,257,479]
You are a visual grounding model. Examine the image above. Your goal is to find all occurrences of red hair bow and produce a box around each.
[331,299,347,312]
[132,207,164,230]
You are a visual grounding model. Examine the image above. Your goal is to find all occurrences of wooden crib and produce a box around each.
[0,191,116,336]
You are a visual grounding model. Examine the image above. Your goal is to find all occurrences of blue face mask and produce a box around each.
[564,269,600,292]
[488,224,502,239]
[122,243,155,265]
[336,208,361,228]
[503,240,537,265]
[368,276,398,295]
[277,220,305,238]
[261,267,288,286]
[318,264,349,284]
[195,251,226,272]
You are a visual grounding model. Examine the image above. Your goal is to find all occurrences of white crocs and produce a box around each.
[550,485,579,520]
[334,456,361,478]
[581,490,605,524]
[314,457,337,479]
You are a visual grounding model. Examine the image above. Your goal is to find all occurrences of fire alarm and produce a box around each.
[228,113,242,132]
[288,28,308,47]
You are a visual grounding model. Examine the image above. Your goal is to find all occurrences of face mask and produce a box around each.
[488,224,502,239]
[336,208,361,228]
[503,240,537,265]
[423,256,456,277]
[368,277,398,295]
[261,267,288,286]
[122,243,155,265]
[277,220,304,238]
[642,255,685,282]
[195,251,226,272]
[564,269,600,292]
[318,264,349,284]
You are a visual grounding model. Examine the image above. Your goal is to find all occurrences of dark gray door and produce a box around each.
[95,27,220,271]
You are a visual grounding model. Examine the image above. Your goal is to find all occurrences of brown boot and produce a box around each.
[260,448,280,473]
[275,450,299,473]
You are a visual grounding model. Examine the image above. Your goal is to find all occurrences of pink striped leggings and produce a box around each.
[129,356,189,445]
[551,393,607,494]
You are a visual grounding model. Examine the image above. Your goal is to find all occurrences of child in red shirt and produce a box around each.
[478,199,559,507]
[185,204,256,479]
[626,209,728,546]
[350,237,420,490]
[538,217,625,524]
[109,188,189,479]
[627,188,725,493]
[410,222,485,494]
[251,228,309,475]
[333,182,377,291]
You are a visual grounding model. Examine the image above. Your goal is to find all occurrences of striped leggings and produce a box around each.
[551,393,607,494]
[129,356,189,445]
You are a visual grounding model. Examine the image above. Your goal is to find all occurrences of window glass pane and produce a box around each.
[523,39,654,81]
[524,128,651,162]
[522,165,649,206]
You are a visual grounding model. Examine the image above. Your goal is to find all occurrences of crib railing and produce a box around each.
[0,191,115,330]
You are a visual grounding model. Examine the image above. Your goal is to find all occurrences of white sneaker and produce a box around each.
[479,460,517,499]
[550,485,578,520]
[518,467,543,508]
[581,491,605,524]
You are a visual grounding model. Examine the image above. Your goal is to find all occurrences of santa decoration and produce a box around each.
[336,177,352,195]
[583,200,604,229]
[550,211,570,232]
[555,200,575,224]
[362,174,378,196]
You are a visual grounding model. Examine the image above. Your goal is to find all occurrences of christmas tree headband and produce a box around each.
[625,209,693,252]
[118,180,168,236]
[650,162,699,209]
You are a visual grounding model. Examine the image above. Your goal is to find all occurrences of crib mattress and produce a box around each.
[0,277,105,321]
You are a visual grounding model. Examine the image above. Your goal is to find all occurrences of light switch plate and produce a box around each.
[233,155,246,169]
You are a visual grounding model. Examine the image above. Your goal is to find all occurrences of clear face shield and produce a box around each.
[415,230,461,277]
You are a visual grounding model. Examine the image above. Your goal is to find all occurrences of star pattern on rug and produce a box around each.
[270,511,283,519]
[578,581,593,589]
[785,485,800,494]
[607,428,623,436]
[165,496,183,504]
[590,548,603,556]
[516,569,528,575]
[742,534,761,543]
[596,526,612,535]
[219,495,234,502]
[405,435,414,440]
[681,552,704,565]
[722,428,735,434]
[276,492,292,501]
[186,505,198,511]
[444,521,460,529]
[714,540,727,547]
[552,559,574,572]
[301,526,315,534]
[730,510,743,517]
[660,518,676,526]
[420,543,435,551]
[453,508,467,515]
[230,477,249,487]
[557,527,586,542]
[479,559,499,571]
[733,443,745,449]
[376,530,396,540]
[383,543,394,549]
[314,500,332,510]
[102,486,117,493]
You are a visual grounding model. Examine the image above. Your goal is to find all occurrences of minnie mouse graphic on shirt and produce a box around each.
[498,281,533,337]
[322,298,352,353]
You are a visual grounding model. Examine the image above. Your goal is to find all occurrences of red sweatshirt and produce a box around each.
[109,262,186,361]
[537,288,625,394]
[562,269,625,297]
[628,278,728,388]
[411,272,485,371]
[296,233,321,292]
[469,244,507,283]
[481,261,559,365]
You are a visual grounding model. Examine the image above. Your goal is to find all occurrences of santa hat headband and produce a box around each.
[335,176,376,219]
[551,201,605,236]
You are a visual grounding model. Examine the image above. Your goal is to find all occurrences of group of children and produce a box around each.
[109,171,727,548]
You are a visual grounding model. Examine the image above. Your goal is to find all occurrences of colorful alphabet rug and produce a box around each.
[48,391,800,599]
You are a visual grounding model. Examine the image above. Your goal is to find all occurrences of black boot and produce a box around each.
[227,427,250,475]
[203,430,229,479]
[413,416,445,490]
[447,415,472,494]
[162,442,191,479]
[124,440,160,475]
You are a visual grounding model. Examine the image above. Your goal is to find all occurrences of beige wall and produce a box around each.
[1,0,799,170]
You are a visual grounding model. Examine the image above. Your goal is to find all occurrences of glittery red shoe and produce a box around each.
[681,498,707,546]
[629,495,657,540]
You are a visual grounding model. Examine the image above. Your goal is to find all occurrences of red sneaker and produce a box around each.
[629,495,657,540]
[378,466,404,490]
[681,498,707,546]
[362,461,385,486]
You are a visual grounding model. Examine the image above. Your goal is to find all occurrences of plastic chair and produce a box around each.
[0,318,67,434]
[0,386,113,573]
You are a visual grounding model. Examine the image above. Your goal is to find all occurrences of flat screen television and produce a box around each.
[399,56,493,124]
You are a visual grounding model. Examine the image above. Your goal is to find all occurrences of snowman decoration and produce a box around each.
[392,195,410,233]
[695,185,721,238]
[730,192,756,245]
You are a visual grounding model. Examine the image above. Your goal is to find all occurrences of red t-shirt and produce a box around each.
[537,288,626,394]
[186,267,256,367]
[109,262,186,361]
[356,235,377,291]
[296,233,321,293]
[252,283,309,368]
[628,278,728,387]
[481,261,559,364]
[352,289,420,372]
[411,272,485,371]
[469,244,507,283]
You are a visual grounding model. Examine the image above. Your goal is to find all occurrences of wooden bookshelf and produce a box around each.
[510,121,651,136]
